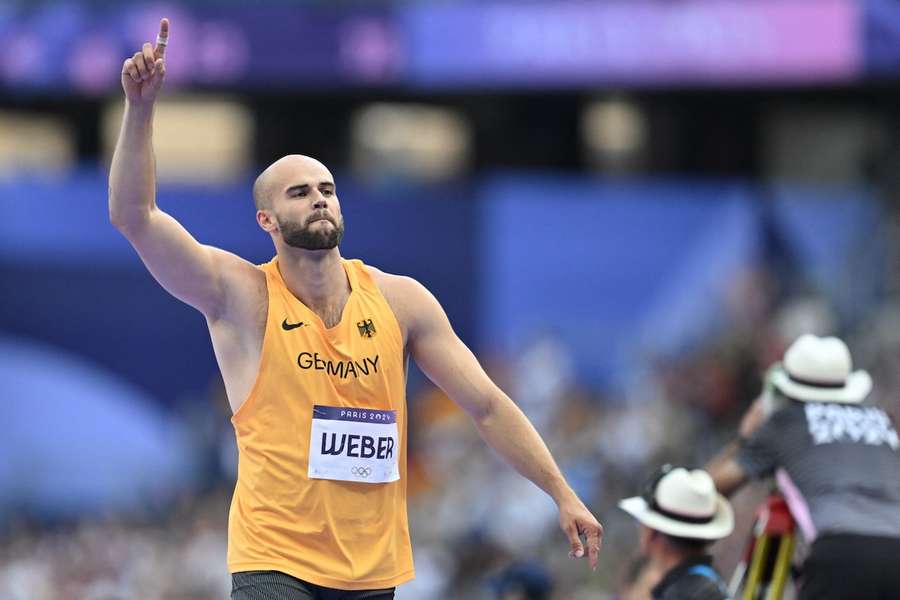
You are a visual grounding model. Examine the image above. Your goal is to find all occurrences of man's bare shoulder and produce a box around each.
[213,248,266,289]
[213,248,268,323]
[364,265,428,326]
[365,264,415,289]
[365,263,416,298]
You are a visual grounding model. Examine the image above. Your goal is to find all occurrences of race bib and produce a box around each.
[308,405,400,484]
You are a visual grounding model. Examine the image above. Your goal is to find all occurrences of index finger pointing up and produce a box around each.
[155,18,169,59]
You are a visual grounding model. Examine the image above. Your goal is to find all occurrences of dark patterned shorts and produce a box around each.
[231,570,395,600]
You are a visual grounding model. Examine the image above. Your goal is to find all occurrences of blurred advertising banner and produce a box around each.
[0,0,876,94]
[0,4,401,94]
[403,0,861,88]
[866,0,900,78]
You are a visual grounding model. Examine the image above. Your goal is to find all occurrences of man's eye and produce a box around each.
[322,189,333,196]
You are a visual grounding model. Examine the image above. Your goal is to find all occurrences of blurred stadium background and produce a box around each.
[2,0,900,598]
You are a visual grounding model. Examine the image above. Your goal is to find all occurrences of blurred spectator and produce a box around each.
[0,492,230,600]
[618,466,732,600]
[707,334,900,600]
[618,555,664,600]
[490,561,554,600]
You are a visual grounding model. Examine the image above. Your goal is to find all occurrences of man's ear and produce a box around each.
[257,209,277,232]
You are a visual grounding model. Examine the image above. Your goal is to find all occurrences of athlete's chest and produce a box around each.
[273,299,398,385]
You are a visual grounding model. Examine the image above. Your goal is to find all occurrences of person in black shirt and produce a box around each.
[619,465,733,600]
[707,334,900,600]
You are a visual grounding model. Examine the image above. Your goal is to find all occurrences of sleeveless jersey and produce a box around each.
[227,257,413,590]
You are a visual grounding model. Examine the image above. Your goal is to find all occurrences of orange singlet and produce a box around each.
[228,257,414,590]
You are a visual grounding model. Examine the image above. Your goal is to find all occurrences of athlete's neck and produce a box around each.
[277,247,351,325]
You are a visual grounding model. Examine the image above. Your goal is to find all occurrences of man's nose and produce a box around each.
[312,194,328,210]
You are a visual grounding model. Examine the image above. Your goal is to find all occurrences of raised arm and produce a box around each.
[109,18,252,319]
[394,276,603,570]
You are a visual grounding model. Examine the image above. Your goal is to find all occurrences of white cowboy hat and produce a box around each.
[619,467,734,540]
[769,334,871,404]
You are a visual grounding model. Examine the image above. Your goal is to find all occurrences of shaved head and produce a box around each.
[252,154,333,210]
[253,154,344,250]
[252,170,273,210]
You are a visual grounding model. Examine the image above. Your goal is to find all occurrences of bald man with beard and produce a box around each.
[110,18,603,600]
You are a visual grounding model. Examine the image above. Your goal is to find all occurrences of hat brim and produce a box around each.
[771,369,871,404]
[618,495,734,540]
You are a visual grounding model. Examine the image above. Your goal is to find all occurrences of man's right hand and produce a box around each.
[121,18,169,106]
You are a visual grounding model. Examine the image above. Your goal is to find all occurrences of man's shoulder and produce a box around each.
[766,399,809,430]
[217,249,268,287]
[362,263,413,284]
[362,264,423,302]
[359,264,415,328]
[215,251,268,321]
[361,265,442,333]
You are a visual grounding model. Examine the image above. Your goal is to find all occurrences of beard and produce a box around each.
[278,211,345,250]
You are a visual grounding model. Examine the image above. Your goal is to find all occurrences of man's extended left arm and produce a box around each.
[706,395,768,496]
[396,277,603,569]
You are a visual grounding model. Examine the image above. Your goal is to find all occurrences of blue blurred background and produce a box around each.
[2,1,900,599]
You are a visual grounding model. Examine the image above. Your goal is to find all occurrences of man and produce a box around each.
[619,465,733,600]
[111,19,602,599]
[707,334,900,599]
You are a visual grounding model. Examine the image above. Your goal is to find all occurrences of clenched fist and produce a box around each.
[121,18,169,106]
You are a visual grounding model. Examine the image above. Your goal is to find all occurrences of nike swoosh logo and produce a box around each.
[282,319,306,331]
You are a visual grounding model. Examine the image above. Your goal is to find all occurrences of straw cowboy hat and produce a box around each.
[619,466,734,540]
[769,334,871,404]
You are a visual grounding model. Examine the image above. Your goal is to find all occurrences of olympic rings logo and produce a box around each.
[351,466,373,478]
